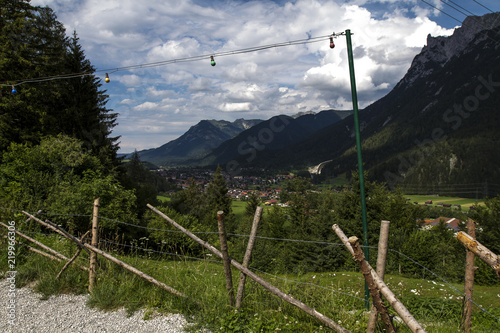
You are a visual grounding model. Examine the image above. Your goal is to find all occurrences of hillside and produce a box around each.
[134,119,262,167]
[197,109,352,169]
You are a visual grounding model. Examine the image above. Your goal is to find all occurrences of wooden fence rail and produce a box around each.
[0,221,88,272]
[332,224,426,333]
[148,204,350,333]
[22,211,194,303]
[456,231,500,278]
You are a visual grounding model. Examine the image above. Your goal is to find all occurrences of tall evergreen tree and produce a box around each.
[205,166,235,232]
[60,32,119,166]
[206,166,232,215]
[0,2,118,169]
[0,0,42,149]
[245,192,261,217]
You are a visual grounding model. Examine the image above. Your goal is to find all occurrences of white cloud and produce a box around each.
[219,102,252,112]
[27,0,478,152]
[133,101,158,112]
[119,74,142,87]
[118,98,137,105]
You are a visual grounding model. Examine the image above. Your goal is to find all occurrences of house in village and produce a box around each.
[419,216,465,232]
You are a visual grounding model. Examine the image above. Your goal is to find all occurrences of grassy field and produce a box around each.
[157,195,171,203]
[2,233,499,332]
[405,195,485,209]
[231,200,247,220]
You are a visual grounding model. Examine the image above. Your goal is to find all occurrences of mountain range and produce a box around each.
[133,119,262,166]
[135,12,500,196]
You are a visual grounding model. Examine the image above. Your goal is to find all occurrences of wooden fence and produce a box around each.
[1,200,499,332]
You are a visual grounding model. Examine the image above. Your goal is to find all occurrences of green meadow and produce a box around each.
[405,195,485,209]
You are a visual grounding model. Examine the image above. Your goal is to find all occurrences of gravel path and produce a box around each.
[0,278,191,333]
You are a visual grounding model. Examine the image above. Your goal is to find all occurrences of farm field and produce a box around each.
[157,195,171,203]
[231,200,247,219]
[405,195,485,209]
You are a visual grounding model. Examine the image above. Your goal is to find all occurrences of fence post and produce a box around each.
[217,211,235,307]
[332,224,426,333]
[462,218,476,332]
[348,236,395,333]
[367,220,390,332]
[236,206,263,308]
[89,198,100,292]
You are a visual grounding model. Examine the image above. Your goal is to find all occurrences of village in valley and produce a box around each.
[154,168,477,233]
[154,167,294,206]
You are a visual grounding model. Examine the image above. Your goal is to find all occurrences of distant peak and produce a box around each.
[291,111,316,119]
[399,12,500,88]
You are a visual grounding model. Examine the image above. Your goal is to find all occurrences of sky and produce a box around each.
[30,0,500,153]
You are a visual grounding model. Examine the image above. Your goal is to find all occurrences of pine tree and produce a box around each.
[60,32,119,167]
[206,166,232,214]
[0,0,41,149]
[205,166,235,231]
[0,2,118,169]
[245,192,261,217]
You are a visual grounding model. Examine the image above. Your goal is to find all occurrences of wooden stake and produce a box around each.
[332,224,426,333]
[22,211,89,254]
[23,211,192,302]
[0,221,88,271]
[89,198,100,292]
[56,231,90,280]
[148,204,349,333]
[236,206,263,308]
[3,236,62,262]
[462,219,476,333]
[456,231,500,278]
[367,220,390,332]
[217,211,235,307]
[348,236,395,333]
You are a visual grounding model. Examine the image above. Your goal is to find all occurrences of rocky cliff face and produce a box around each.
[398,12,500,87]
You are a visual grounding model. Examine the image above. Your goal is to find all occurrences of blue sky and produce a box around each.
[30,0,499,153]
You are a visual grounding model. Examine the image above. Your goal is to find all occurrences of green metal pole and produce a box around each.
[345,29,370,310]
